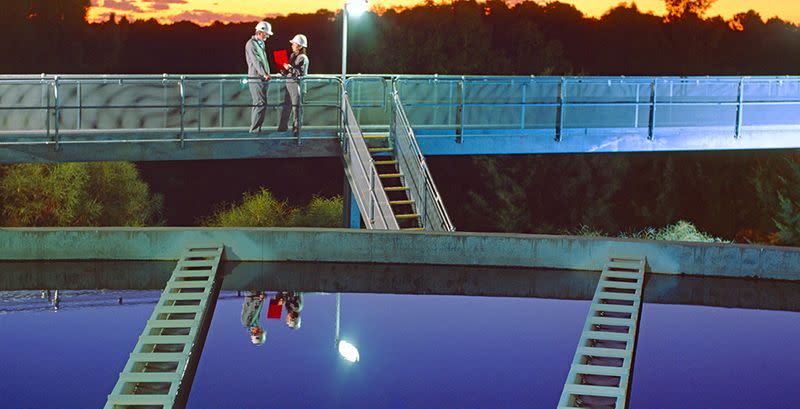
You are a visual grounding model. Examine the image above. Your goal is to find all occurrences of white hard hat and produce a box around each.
[255,21,273,35]
[290,34,308,49]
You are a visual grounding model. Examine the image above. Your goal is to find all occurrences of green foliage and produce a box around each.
[289,196,344,228]
[0,162,162,227]
[620,220,729,243]
[203,189,343,228]
[774,158,800,245]
[576,220,728,243]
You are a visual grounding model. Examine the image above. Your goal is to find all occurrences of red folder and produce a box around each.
[267,298,282,319]
[273,49,289,71]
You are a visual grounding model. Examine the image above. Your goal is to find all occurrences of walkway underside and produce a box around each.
[2,124,799,164]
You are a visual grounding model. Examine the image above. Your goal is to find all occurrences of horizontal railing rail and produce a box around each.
[341,93,399,230]
[391,82,454,232]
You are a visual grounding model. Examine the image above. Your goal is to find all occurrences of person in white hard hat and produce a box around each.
[277,34,310,133]
[245,21,273,133]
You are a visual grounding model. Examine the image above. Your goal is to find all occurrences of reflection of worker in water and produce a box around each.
[241,291,267,346]
[274,291,304,330]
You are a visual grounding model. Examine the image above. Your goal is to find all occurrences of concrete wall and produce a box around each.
[2,227,799,280]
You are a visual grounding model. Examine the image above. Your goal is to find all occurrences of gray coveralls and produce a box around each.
[245,35,270,132]
[278,52,309,132]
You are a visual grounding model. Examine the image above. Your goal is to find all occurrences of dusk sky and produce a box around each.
[87,0,800,25]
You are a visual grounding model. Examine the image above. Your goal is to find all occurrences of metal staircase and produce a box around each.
[105,244,224,409]
[558,256,646,409]
[366,132,424,231]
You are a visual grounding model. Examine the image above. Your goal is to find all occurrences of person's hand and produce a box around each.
[264,74,270,81]
[283,63,291,70]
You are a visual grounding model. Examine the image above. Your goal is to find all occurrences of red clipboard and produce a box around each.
[273,49,289,71]
[267,298,282,319]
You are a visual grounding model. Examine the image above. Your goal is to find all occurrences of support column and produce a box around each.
[342,180,361,229]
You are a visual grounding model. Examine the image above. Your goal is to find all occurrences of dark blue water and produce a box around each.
[1,290,800,408]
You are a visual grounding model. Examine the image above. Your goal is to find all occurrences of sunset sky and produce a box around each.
[86,0,800,25]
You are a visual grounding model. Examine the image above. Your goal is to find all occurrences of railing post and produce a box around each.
[197,81,202,132]
[735,78,745,139]
[53,76,60,151]
[555,77,565,142]
[77,82,82,130]
[456,77,465,143]
[218,81,224,128]
[648,79,657,140]
[369,165,376,227]
[42,74,50,141]
[179,76,186,148]
[421,161,428,229]
[634,82,640,128]
[521,80,527,130]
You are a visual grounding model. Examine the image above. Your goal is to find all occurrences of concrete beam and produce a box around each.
[1,227,798,280]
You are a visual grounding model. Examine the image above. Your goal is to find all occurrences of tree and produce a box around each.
[0,162,163,226]
[665,0,717,19]
[774,158,800,245]
[203,188,343,228]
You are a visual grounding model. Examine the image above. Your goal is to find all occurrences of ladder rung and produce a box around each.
[165,281,211,290]
[106,394,174,406]
[602,271,642,280]
[378,173,403,178]
[173,270,215,278]
[374,160,398,165]
[563,384,623,398]
[154,305,202,314]
[390,200,415,205]
[582,330,632,342]
[384,186,409,192]
[139,335,194,345]
[589,316,634,327]
[119,372,181,384]
[577,346,629,358]
[402,227,424,231]
[147,319,199,328]
[177,259,218,267]
[598,280,641,290]
[362,134,389,139]
[591,303,638,314]
[395,214,420,219]
[571,364,627,377]
[129,352,186,363]
[607,260,642,270]
[596,291,638,301]
[160,293,207,303]
[368,147,393,153]
[182,250,221,258]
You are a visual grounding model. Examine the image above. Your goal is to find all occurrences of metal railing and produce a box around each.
[341,93,399,230]
[392,75,800,142]
[0,74,343,147]
[391,82,454,231]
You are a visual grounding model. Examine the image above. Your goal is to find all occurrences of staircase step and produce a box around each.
[379,173,403,179]
[390,200,415,205]
[363,134,389,139]
[395,214,420,220]
[374,160,398,165]
[368,147,393,153]
[402,227,425,231]
[384,186,409,192]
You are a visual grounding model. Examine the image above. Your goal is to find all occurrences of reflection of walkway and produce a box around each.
[0,290,240,314]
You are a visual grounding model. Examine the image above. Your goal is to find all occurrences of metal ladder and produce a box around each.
[558,256,646,409]
[105,244,224,409]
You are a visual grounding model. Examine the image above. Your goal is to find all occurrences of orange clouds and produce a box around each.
[85,0,800,25]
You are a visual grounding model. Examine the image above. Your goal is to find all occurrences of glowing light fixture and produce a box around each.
[338,340,360,363]
[346,0,369,17]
